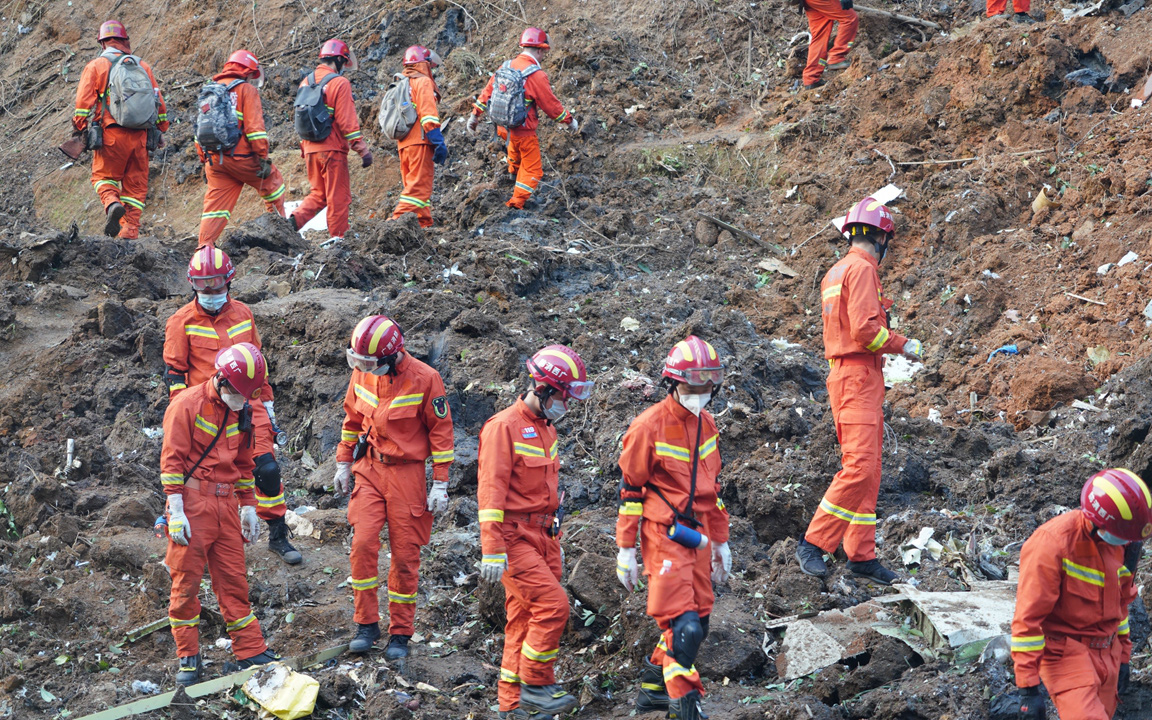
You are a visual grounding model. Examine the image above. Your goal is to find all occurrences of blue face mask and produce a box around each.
[197,292,227,313]
[1098,530,1129,546]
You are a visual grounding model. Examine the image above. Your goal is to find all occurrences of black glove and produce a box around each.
[1119,663,1131,695]
[840,0,853,8]
[361,151,374,169]
[1018,686,1046,720]
[256,157,273,179]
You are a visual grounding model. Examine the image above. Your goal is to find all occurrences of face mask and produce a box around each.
[220,387,247,411]
[1099,530,1129,546]
[678,392,711,416]
[370,363,391,377]
[198,292,227,313]
[541,395,567,422]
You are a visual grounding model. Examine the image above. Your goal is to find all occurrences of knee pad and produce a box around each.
[253,453,280,496]
[700,614,710,642]
[671,611,704,668]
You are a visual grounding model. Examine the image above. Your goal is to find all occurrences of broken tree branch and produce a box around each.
[1063,292,1107,307]
[697,212,785,256]
[874,148,897,180]
[896,149,1051,166]
[854,5,942,29]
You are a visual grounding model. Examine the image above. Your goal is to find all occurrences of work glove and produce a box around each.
[840,0,854,8]
[256,157,273,179]
[361,150,374,169]
[1119,663,1131,695]
[240,505,260,543]
[903,338,924,361]
[1017,686,1046,720]
[466,114,480,135]
[711,541,732,584]
[333,461,352,496]
[166,494,191,546]
[426,128,448,165]
[567,117,580,134]
[427,481,449,513]
[616,547,639,591]
[480,553,507,583]
[1132,98,1145,109]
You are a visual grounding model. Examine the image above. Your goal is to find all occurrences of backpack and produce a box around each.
[194,79,245,152]
[294,72,338,142]
[487,61,539,129]
[102,50,159,130]
[378,74,419,141]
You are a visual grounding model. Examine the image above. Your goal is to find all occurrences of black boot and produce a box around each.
[288,214,299,231]
[104,202,126,237]
[636,657,670,712]
[669,690,702,720]
[175,654,201,686]
[795,539,829,578]
[519,683,578,716]
[267,518,302,565]
[497,709,537,719]
[237,650,280,669]
[847,558,898,585]
[349,622,381,653]
[384,634,410,660]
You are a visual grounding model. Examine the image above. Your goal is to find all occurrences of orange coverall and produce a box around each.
[338,353,454,636]
[477,398,567,713]
[803,0,859,87]
[291,65,368,239]
[196,65,286,246]
[616,394,729,700]
[1011,511,1135,720]
[804,246,907,562]
[72,41,170,240]
[390,63,441,227]
[987,0,1029,16]
[161,380,267,661]
[163,297,284,521]
[472,53,573,209]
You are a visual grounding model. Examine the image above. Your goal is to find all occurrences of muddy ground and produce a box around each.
[3,0,1152,717]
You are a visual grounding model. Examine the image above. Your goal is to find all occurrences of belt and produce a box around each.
[829,354,883,369]
[184,477,235,497]
[505,511,553,528]
[1054,632,1113,649]
[371,449,419,466]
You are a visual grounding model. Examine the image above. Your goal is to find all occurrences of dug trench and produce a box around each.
[4,0,1152,718]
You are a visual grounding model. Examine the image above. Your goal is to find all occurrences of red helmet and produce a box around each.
[227,49,265,87]
[1081,468,1152,542]
[403,45,442,67]
[840,197,895,237]
[347,315,404,372]
[98,20,128,42]
[519,27,550,50]
[187,245,236,292]
[319,38,359,71]
[214,343,267,400]
[527,345,593,400]
[663,336,724,386]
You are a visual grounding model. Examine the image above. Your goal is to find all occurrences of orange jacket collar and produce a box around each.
[214,66,251,83]
[513,396,545,424]
[848,245,878,268]
[517,52,541,67]
[663,392,702,423]
[393,350,413,375]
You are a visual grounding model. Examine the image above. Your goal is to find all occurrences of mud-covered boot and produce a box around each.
[175,654,202,686]
[237,650,281,669]
[267,518,302,565]
[668,690,702,720]
[349,622,381,653]
[635,657,670,712]
[104,202,126,238]
[520,683,578,716]
[384,634,410,661]
[497,709,537,719]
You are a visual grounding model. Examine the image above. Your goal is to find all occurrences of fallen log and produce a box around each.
[855,5,942,30]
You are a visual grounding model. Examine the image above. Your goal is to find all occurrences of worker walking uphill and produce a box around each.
[986,0,1037,23]
[385,45,447,227]
[799,0,858,90]
[795,197,924,585]
[290,39,372,243]
[72,20,169,239]
[161,342,280,684]
[465,28,579,209]
[1012,468,1149,720]
[163,246,302,565]
[477,345,594,718]
[616,336,732,720]
[195,50,287,247]
[333,315,455,659]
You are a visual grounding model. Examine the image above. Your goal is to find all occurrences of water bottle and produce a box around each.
[153,516,168,539]
[667,522,709,549]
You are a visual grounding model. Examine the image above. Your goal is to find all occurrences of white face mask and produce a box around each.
[220,388,247,411]
[198,292,227,313]
[1099,530,1129,546]
[541,395,567,422]
[678,392,711,416]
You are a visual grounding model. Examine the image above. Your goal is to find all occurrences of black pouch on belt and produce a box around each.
[88,122,104,151]
[238,403,253,433]
[352,435,368,461]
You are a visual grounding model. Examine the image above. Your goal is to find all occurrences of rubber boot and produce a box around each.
[349,622,381,653]
[237,650,280,669]
[104,202,125,237]
[519,684,578,716]
[668,690,702,720]
[267,518,302,565]
[384,634,410,661]
[636,657,670,712]
[175,654,201,686]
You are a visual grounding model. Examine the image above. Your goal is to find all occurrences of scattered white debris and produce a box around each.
[215,638,232,651]
[1118,251,1139,267]
[927,408,943,424]
[883,354,923,385]
[131,680,160,695]
[141,427,163,440]
[619,317,641,332]
[769,337,802,351]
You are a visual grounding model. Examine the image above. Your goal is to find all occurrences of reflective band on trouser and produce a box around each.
[818,498,876,525]
[662,660,703,701]
[350,576,380,591]
[515,181,535,195]
[500,667,521,684]
[94,179,122,191]
[521,642,559,663]
[389,589,418,604]
[120,196,146,211]
[201,210,231,220]
[262,184,286,202]
[392,143,435,228]
[227,613,257,632]
[398,195,430,208]
[169,615,200,628]
[506,133,542,209]
[1011,635,1046,652]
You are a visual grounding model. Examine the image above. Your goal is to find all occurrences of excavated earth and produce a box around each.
[3,0,1152,718]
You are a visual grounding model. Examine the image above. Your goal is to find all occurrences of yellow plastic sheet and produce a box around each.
[243,662,319,720]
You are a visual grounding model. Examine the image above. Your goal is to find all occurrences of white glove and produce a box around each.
[903,338,924,361]
[1132,98,1145,109]
[711,541,732,585]
[480,553,507,583]
[616,547,639,591]
[240,505,260,543]
[333,461,351,496]
[166,494,191,546]
[427,481,449,513]
[262,400,276,424]
[567,117,580,134]
[466,114,480,135]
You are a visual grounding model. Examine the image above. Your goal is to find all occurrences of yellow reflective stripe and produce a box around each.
[389,393,424,408]
[169,383,187,391]
[344,130,362,140]
[341,430,359,443]
[257,493,284,507]
[157,113,167,121]
[817,498,876,525]
[1062,558,1106,587]
[865,327,890,353]
[654,442,691,462]
[662,662,696,683]
[185,324,219,338]
[554,110,569,122]
[549,440,558,459]
[120,196,146,210]
[513,442,546,457]
[1094,477,1134,520]
[420,115,440,126]
[514,181,535,194]
[225,423,240,438]
[1010,635,1046,652]
[234,111,245,120]
[619,501,643,517]
[94,179,122,190]
[657,636,668,651]
[74,108,91,116]
[399,195,430,208]
[388,590,418,604]
[521,642,559,663]
[349,576,379,590]
[354,384,380,408]
[822,284,842,301]
[245,131,268,140]
[479,509,505,523]
[169,615,200,628]
[226,320,253,338]
[161,473,184,486]
[473,101,487,111]
[716,498,726,511]
[641,682,664,692]
[1119,566,1133,579]
[236,478,255,490]
[194,415,220,437]
[482,554,507,564]
[431,450,454,463]
[1119,617,1131,635]
[499,668,521,684]
[226,613,256,631]
[698,434,718,460]
[201,210,231,220]
[262,184,287,201]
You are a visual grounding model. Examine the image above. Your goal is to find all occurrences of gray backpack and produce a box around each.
[294,72,338,142]
[378,74,419,140]
[194,79,245,152]
[102,50,159,129]
[487,61,539,129]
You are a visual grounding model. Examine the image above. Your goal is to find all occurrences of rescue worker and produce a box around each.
[794,197,924,585]
[389,45,448,228]
[616,336,732,720]
[164,246,302,565]
[332,315,455,659]
[161,342,280,684]
[196,50,287,247]
[477,345,594,718]
[1011,468,1149,720]
[800,0,858,90]
[986,0,1037,23]
[465,28,579,209]
[290,39,372,243]
[72,20,169,239]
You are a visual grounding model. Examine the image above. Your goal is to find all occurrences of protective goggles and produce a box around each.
[346,348,381,373]
[189,275,229,292]
[564,379,595,401]
[682,367,724,386]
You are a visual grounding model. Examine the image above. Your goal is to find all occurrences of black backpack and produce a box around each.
[294,72,338,142]
[194,79,245,152]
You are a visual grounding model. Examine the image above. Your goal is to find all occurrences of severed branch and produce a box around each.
[854,5,942,30]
